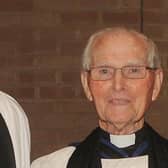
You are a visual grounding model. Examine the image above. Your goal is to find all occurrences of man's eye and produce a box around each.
[99,68,109,74]
[129,67,141,73]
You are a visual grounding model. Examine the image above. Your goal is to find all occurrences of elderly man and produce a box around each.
[31,27,168,168]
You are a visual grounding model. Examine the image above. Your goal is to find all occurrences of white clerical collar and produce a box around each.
[110,133,135,148]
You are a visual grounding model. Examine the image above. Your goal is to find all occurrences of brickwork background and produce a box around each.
[0,0,167,161]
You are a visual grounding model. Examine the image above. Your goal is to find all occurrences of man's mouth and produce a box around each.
[109,98,130,105]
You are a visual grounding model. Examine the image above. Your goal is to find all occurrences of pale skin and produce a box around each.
[81,30,163,135]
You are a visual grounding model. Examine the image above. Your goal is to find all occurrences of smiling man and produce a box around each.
[31,27,168,168]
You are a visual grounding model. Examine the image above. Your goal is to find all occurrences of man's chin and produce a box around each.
[100,118,137,134]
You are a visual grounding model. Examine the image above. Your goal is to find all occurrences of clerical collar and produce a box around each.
[99,124,148,148]
[110,133,136,148]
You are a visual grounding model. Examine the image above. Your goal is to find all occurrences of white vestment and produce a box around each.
[31,129,137,168]
[0,91,31,168]
[31,146,148,168]
[31,146,75,168]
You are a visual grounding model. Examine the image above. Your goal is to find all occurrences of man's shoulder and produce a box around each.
[31,146,76,168]
[148,124,168,149]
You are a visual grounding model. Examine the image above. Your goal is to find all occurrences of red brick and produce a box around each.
[0,43,17,56]
[61,71,80,85]
[79,0,120,10]
[102,10,140,25]
[143,25,168,41]
[0,56,8,68]
[32,129,62,145]
[32,12,61,27]
[40,86,75,99]
[34,0,79,11]
[30,110,97,130]
[0,27,33,44]
[157,41,168,53]
[31,141,60,159]
[61,11,99,25]
[34,27,61,43]
[0,14,21,27]
[8,55,35,67]
[0,0,33,11]
[17,39,34,54]
[144,11,168,24]
[162,58,168,72]
[58,100,95,113]
[74,26,102,41]
[31,112,97,159]
[120,0,141,9]
[0,27,19,42]
[17,70,35,84]
[0,28,34,54]
[34,27,84,51]
[32,127,91,159]
[1,87,35,99]
[75,85,86,99]
[36,69,56,83]
[36,54,81,69]
[144,0,168,10]
[0,70,16,86]
[17,69,56,84]
[21,102,62,116]
[61,41,84,57]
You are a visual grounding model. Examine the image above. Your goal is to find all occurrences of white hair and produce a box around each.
[82,27,161,70]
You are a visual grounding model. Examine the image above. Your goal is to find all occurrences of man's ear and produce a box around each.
[81,71,93,101]
[152,69,163,101]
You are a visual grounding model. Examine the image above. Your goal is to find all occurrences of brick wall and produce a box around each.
[143,0,168,141]
[0,0,167,161]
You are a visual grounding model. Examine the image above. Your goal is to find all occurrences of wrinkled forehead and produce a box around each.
[91,30,149,57]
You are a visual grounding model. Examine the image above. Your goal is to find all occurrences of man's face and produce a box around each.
[81,32,163,131]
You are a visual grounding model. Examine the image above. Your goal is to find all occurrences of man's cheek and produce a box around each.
[90,82,108,96]
[92,87,106,98]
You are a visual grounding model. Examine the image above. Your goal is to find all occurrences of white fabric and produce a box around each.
[31,146,148,168]
[0,91,30,168]
[101,155,148,168]
[31,146,75,168]
[110,133,135,148]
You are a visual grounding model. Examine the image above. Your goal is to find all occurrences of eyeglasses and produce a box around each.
[87,65,157,81]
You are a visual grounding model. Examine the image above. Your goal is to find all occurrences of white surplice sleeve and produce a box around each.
[0,91,31,168]
[31,146,75,168]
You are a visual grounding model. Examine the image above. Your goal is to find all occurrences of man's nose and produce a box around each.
[112,69,126,91]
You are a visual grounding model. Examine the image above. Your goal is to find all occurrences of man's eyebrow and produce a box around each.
[126,61,146,66]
